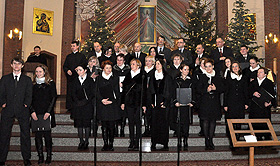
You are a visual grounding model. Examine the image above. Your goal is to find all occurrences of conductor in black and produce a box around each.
[0,57,33,166]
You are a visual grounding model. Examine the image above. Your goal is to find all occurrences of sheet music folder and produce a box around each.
[99,84,115,101]
[31,114,51,132]
[252,87,274,108]
[176,88,192,106]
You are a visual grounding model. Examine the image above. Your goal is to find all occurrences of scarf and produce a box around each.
[102,71,113,80]
[155,70,164,80]
[36,77,45,84]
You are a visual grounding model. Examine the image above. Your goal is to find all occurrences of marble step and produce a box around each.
[7,145,280,161]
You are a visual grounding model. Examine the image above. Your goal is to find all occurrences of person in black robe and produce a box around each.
[192,57,207,137]
[148,59,171,150]
[249,67,277,140]
[98,46,117,66]
[121,59,147,151]
[223,62,248,149]
[243,56,261,83]
[63,41,87,111]
[235,45,253,63]
[172,64,195,151]
[196,59,224,150]
[30,64,57,164]
[87,56,102,78]
[96,60,121,151]
[26,45,48,66]
[71,63,94,150]
[142,55,156,137]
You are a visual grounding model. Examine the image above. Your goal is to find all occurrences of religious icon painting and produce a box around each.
[138,6,156,44]
[33,8,54,36]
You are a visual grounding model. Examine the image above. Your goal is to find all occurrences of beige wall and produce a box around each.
[22,0,64,94]
[0,0,5,77]
[228,0,265,65]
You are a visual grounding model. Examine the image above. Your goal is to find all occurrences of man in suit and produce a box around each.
[236,45,253,63]
[0,57,33,166]
[156,35,172,65]
[194,44,209,67]
[113,42,121,57]
[171,38,193,68]
[132,43,147,67]
[210,38,234,76]
[26,45,48,66]
[93,42,103,58]
[63,41,87,110]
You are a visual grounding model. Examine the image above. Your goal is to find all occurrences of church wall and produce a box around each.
[22,0,64,94]
[0,0,6,78]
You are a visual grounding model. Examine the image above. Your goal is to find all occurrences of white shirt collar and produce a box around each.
[102,71,113,80]
[131,69,141,78]
[73,51,78,54]
[145,65,154,73]
[257,77,266,86]
[155,70,164,80]
[78,73,87,85]
[181,75,191,80]
[118,64,125,70]
[200,66,206,74]
[13,72,21,81]
[158,46,164,52]
[224,68,230,78]
[174,64,180,69]
[105,54,111,58]
[250,65,260,72]
[96,51,102,57]
[230,72,242,81]
[198,53,203,58]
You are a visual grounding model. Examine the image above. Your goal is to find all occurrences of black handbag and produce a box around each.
[31,114,51,132]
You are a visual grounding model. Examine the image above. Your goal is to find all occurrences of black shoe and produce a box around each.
[120,130,125,137]
[102,143,108,151]
[205,138,210,150]
[142,130,151,137]
[78,142,85,150]
[151,144,156,151]
[209,139,215,150]
[45,155,52,165]
[162,145,169,151]
[108,143,114,151]
[133,144,139,151]
[198,131,204,137]
[173,131,177,137]
[24,159,31,166]
[38,154,44,164]
[0,162,5,166]
[83,142,89,150]
[128,142,134,151]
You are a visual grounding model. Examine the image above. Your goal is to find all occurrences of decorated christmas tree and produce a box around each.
[81,0,115,58]
[178,0,217,54]
[226,0,262,56]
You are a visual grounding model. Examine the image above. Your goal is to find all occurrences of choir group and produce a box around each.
[0,35,277,166]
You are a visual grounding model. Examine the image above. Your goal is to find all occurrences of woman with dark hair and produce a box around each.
[243,56,260,83]
[223,61,249,149]
[149,59,171,150]
[222,57,234,79]
[249,67,277,140]
[149,47,162,60]
[172,64,195,150]
[71,63,94,150]
[31,64,57,164]
[121,59,147,151]
[98,46,116,65]
[196,59,224,150]
[96,60,121,151]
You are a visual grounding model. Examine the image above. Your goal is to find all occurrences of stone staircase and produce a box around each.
[6,97,280,162]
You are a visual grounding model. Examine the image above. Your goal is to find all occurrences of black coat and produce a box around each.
[224,74,249,119]
[210,47,234,76]
[112,64,130,77]
[167,64,180,80]
[63,52,87,82]
[26,54,48,66]
[193,53,209,67]
[98,54,117,66]
[171,49,193,68]
[124,53,133,65]
[96,74,121,121]
[249,78,276,119]
[71,75,94,119]
[0,73,32,118]
[243,67,258,83]
[144,67,155,89]
[121,70,147,108]
[235,54,253,63]
[31,81,57,128]
[196,73,224,120]
[157,47,172,65]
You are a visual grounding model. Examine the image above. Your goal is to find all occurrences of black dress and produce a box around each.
[31,81,57,128]
[148,72,171,147]
[224,73,248,119]
[243,66,259,83]
[96,74,121,121]
[196,74,224,121]
[167,64,180,80]
[71,74,94,128]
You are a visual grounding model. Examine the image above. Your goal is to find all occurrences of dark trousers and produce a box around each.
[35,131,52,150]
[127,107,141,144]
[66,79,74,109]
[0,115,31,162]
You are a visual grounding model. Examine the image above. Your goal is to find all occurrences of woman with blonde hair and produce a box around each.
[31,64,57,164]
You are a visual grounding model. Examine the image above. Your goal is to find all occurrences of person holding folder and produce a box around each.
[249,67,276,140]
[30,64,57,164]
[172,64,195,151]
[96,60,121,151]
[71,63,94,150]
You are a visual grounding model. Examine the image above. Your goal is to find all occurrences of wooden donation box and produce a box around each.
[24,62,42,80]
[227,119,280,166]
